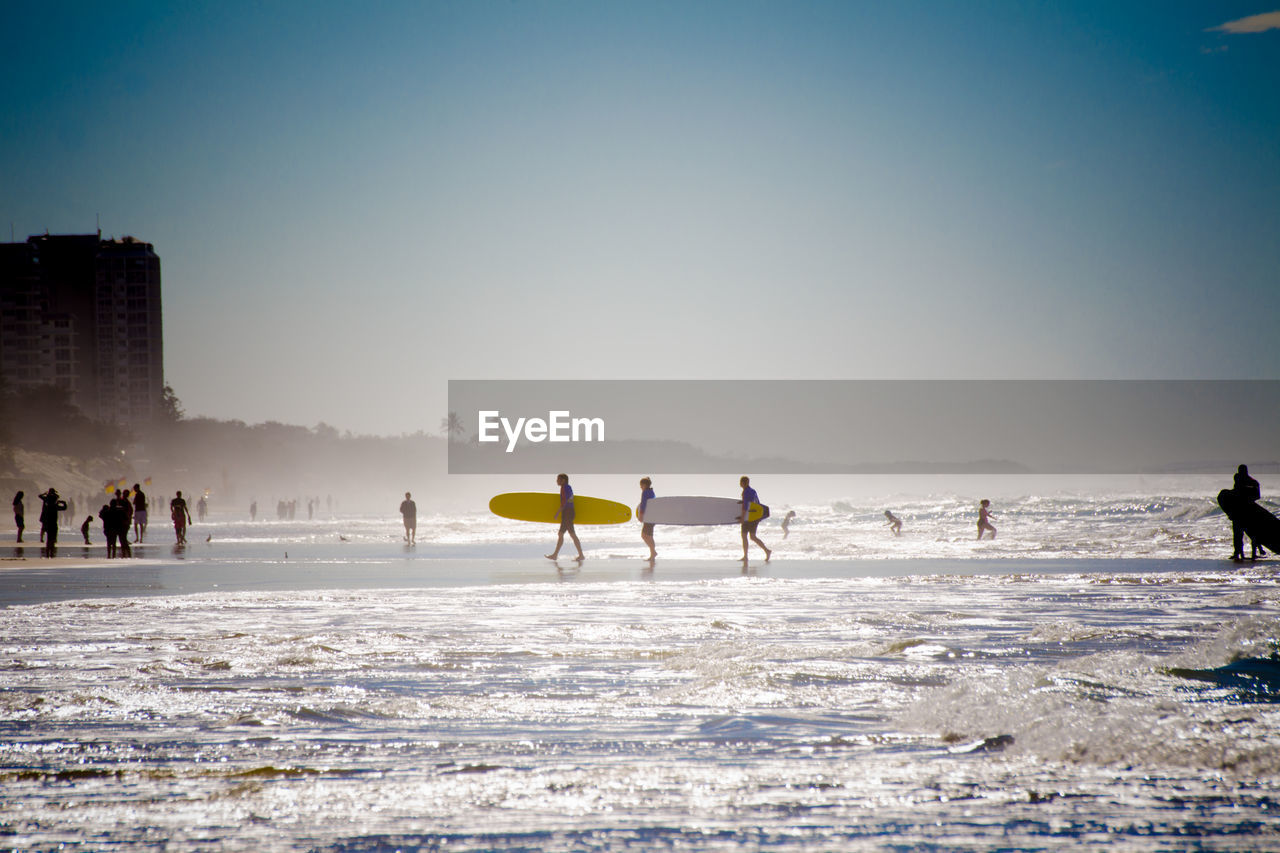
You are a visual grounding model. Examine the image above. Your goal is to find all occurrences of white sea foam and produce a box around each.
[2,474,1278,850]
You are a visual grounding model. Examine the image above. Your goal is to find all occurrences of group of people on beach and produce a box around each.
[96,486,145,557]
[12,489,69,549]
[10,488,69,556]
[545,474,773,563]
[10,486,195,555]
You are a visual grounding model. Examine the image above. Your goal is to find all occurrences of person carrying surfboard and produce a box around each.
[638,477,656,560]
[738,476,771,562]
[1231,464,1266,561]
[546,473,584,562]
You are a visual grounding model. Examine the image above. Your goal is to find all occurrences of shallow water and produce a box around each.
[3,557,1280,851]
[3,478,1280,850]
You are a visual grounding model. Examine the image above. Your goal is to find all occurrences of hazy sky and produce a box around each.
[3,1,1278,436]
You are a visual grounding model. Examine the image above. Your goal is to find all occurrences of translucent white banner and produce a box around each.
[447,380,1280,475]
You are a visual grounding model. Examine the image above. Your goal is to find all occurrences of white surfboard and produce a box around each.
[639,496,767,526]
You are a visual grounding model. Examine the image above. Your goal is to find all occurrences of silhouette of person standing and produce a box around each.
[399,492,417,544]
[38,488,67,556]
[1231,464,1265,561]
[12,491,24,543]
[132,483,148,543]
[99,504,115,557]
[171,491,193,544]
[110,490,132,558]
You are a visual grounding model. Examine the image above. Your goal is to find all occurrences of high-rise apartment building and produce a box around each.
[0,233,164,425]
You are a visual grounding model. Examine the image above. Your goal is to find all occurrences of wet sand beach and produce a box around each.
[0,543,1240,608]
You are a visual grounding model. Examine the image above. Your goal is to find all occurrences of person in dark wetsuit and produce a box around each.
[1231,464,1265,561]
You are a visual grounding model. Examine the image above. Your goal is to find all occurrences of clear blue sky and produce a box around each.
[3,1,1277,435]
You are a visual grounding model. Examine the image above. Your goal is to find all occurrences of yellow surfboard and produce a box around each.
[489,492,632,525]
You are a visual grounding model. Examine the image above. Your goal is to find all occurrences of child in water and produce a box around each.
[81,515,93,544]
[977,499,997,540]
[884,510,902,536]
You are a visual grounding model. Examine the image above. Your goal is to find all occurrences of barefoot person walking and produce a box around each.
[638,477,657,561]
[399,491,417,545]
[546,473,584,562]
[738,476,771,562]
[171,491,193,545]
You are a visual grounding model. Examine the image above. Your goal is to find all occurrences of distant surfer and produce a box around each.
[737,476,771,562]
[400,491,417,544]
[1230,464,1265,561]
[546,473,584,562]
[977,499,996,540]
[781,510,796,538]
[885,510,902,536]
[638,477,656,560]
[171,491,192,545]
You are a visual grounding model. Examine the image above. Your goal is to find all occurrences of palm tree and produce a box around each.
[440,411,466,443]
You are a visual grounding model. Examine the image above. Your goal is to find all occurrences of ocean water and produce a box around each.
[3,476,1280,851]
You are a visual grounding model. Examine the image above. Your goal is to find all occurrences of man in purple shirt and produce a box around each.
[738,476,771,562]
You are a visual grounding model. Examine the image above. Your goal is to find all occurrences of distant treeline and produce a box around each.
[0,383,447,513]
[0,383,132,468]
[142,417,447,510]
